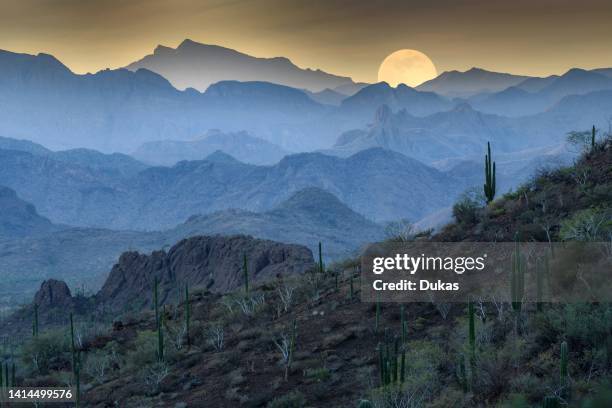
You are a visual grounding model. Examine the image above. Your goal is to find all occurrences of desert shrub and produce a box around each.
[453,188,485,225]
[559,208,611,241]
[303,366,331,382]
[139,361,169,395]
[83,349,112,384]
[21,329,70,375]
[266,390,306,408]
[384,219,415,242]
[124,330,159,369]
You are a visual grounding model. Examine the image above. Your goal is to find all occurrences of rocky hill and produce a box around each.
[96,235,314,313]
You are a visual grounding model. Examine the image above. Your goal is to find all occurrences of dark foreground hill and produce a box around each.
[4,135,609,408]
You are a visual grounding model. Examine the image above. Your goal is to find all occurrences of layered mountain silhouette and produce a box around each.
[469,68,612,116]
[0,187,381,306]
[0,143,465,230]
[340,82,453,118]
[417,67,529,97]
[126,39,356,92]
[132,130,289,166]
[0,49,335,152]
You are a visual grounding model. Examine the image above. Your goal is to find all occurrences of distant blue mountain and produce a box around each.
[340,82,453,118]
[126,39,356,92]
[0,49,333,152]
[417,67,530,98]
[470,68,612,116]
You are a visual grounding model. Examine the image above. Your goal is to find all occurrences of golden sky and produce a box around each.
[2,0,612,82]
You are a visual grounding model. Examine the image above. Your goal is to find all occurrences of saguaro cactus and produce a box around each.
[560,341,569,383]
[591,125,596,150]
[484,141,496,203]
[468,301,476,359]
[243,254,249,295]
[32,303,39,337]
[400,304,407,344]
[70,313,81,407]
[184,283,191,348]
[318,242,324,274]
[511,236,525,313]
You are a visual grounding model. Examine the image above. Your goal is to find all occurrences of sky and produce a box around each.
[2,0,612,83]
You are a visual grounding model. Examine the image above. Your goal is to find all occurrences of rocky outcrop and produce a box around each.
[96,235,314,312]
[33,279,75,309]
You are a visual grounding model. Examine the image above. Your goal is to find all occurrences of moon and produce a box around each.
[377,49,438,88]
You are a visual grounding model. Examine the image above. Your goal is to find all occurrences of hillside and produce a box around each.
[4,138,609,407]
[126,39,356,92]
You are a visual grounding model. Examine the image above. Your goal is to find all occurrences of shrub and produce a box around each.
[453,188,485,225]
[21,330,70,375]
[266,391,306,408]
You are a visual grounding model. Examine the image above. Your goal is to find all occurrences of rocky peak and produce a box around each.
[96,235,315,312]
[33,279,74,309]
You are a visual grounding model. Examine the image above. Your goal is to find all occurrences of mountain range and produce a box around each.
[0,140,466,230]
[126,39,356,92]
[3,47,612,156]
[132,130,289,166]
[0,186,383,307]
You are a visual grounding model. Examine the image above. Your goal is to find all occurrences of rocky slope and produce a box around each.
[96,235,314,313]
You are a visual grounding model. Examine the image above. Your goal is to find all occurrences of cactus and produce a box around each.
[560,341,568,382]
[591,125,596,150]
[400,304,407,344]
[70,313,81,407]
[349,268,355,299]
[184,283,191,348]
[511,236,525,313]
[11,363,15,387]
[375,296,381,332]
[318,241,325,275]
[484,141,496,203]
[241,253,248,293]
[542,396,560,408]
[536,257,544,312]
[457,354,468,391]
[377,338,403,387]
[284,318,297,380]
[400,348,406,384]
[158,306,165,362]
[32,303,39,337]
[468,301,476,359]
[152,277,164,362]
